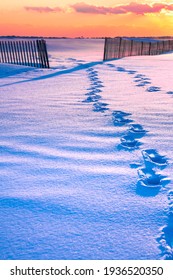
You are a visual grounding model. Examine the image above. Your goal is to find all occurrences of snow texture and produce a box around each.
[0,39,173,260]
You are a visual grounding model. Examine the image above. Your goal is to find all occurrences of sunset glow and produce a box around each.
[1,1,173,37]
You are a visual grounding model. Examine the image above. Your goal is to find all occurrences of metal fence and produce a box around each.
[103,37,173,60]
[0,39,49,68]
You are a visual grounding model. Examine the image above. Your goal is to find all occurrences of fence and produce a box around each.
[103,37,173,60]
[0,39,49,68]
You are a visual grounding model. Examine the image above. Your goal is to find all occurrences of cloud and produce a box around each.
[25,7,63,13]
[71,2,173,15]
[70,3,124,15]
[24,3,173,15]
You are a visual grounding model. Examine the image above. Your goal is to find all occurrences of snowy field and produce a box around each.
[0,39,173,260]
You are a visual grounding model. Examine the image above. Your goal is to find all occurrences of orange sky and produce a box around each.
[0,1,173,37]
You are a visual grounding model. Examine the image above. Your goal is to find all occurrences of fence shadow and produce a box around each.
[0,60,104,88]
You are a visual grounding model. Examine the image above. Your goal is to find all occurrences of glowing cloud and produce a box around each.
[71,2,173,15]
[24,6,63,13]
[71,2,124,15]
[24,3,173,15]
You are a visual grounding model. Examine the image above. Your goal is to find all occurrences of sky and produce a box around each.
[0,1,173,37]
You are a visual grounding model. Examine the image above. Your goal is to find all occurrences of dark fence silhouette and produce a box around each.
[0,39,49,68]
[103,37,173,60]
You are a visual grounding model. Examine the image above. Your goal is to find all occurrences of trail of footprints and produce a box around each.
[133,73,162,92]
[106,63,170,187]
[107,63,173,94]
[84,66,170,190]
[84,66,172,259]
[84,66,170,191]
[112,64,173,259]
[114,112,169,190]
[113,112,145,150]
[84,68,109,113]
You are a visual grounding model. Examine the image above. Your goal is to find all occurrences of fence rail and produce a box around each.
[103,37,173,60]
[0,39,49,68]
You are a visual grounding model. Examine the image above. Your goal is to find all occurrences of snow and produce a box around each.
[0,39,173,260]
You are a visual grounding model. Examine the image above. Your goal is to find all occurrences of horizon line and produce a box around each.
[1,35,173,39]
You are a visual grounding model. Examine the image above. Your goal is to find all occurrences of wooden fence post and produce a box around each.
[141,41,143,55]
[118,37,122,58]
[0,39,50,68]
[42,39,50,68]
[148,42,151,55]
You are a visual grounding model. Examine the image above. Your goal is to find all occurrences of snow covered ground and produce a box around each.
[0,39,173,260]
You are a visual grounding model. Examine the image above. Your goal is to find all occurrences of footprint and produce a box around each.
[128,70,136,74]
[93,102,109,113]
[134,76,151,86]
[136,81,151,87]
[129,124,146,134]
[95,84,104,88]
[83,95,101,103]
[113,115,133,126]
[86,88,102,93]
[120,134,140,149]
[134,74,145,78]
[107,63,115,68]
[116,67,126,72]
[91,82,104,88]
[134,77,150,82]
[88,73,98,78]
[142,78,151,81]
[130,162,142,168]
[112,111,133,125]
[88,71,98,77]
[86,68,94,72]
[112,111,132,118]
[90,78,100,82]
[91,80,103,84]
[136,83,147,87]
[142,149,168,167]
[168,190,173,204]
[146,86,161,92]
[88,71,98,75]
[85,90,102,96]
[88,70,97,73]
[89,75,99,80]
[137,168,164,188]
[113,118,133,126]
